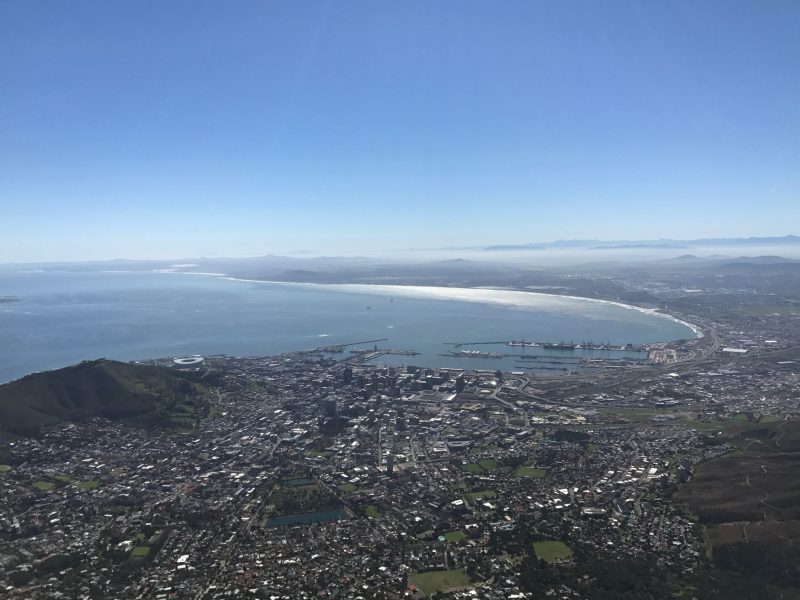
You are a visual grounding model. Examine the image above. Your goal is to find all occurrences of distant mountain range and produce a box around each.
[483,235,800,251]
[1,235,799,282]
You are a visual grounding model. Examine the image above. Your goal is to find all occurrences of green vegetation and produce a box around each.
[365,505,380,518]
[461,459,498,474]
[78,479,99,490]
[0,359,210,437]
[501,552,524,566]
[552,429,591,443]
[130,546,150,558]
[0,464,11,473]
[407,568,471,597]
[308,450,334,457]
[466,489,496,500]
[677,421,800,523]
[32,480,55,491]
[600,406,760,436]
[518,555,780,600]
[740,304,799,316]
[444,530,466,542]
[246,380,267,392]
[728,413,751,422]
[600,406,689,424]
[532,540,573,563]
[272,481,339,515]
[338,483,358,493]
[513,466,547,478]
[676,420,800,591]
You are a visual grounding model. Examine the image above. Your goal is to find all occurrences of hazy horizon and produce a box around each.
[2,238,800,269]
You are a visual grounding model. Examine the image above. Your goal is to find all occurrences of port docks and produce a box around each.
[321,338,650,370]
[446,339,647,352]
[347,349,420,365]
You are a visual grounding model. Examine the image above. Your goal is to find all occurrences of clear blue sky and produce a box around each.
[1,1,798,262]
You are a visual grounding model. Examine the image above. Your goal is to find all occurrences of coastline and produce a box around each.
[6,267,701,340]
[205,275,703,340]
[0,269,704,383]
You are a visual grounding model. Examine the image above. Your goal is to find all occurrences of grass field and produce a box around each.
[130,546,150,558]
[408,568,471,597]
[365,505,380,518]
[513,466,547,478]
[338,483,358,493]
[32,480,54,491]
[533,540,573,563]
[601,406,694,424]
[461,459,498,474]
[78,479,99,490]
[466,489,496,500]
[444,530,466,542]
[0,464,11,473]
[740,304,800,316]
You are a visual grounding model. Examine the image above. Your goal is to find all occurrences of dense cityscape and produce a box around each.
[2,264,800,600]
[3,1,799,598]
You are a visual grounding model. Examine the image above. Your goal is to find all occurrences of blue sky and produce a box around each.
[1,1,799,262]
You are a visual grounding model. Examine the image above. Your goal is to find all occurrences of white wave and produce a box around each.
[170,273,703,339]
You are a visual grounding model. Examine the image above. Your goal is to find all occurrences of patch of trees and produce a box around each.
[37,552,83,575]
[273,487,339,515]
[552,429,591,444]
[714,540,800,589]
[499,455,527,469]
[520,556,672,599]
[691,569,792,600]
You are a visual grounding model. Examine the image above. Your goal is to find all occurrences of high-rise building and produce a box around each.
[386,454,395,477]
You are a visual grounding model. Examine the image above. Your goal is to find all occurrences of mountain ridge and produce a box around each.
[0,359,209,438]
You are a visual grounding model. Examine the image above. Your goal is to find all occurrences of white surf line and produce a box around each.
[174,273,703,340]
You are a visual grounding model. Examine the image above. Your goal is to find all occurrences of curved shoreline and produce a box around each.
[204,275,703,340]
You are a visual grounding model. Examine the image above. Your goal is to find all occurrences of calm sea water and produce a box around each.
[0,271,696,383]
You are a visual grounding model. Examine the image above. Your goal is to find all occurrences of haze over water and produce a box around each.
[0,271,697,383]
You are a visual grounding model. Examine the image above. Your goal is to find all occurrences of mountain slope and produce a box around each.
[0,359,208,437]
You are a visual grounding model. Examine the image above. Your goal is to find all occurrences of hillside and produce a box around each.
[676,420,800,593]
[0,359,209,437]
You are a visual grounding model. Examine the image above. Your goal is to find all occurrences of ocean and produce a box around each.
[0,271,698,383]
